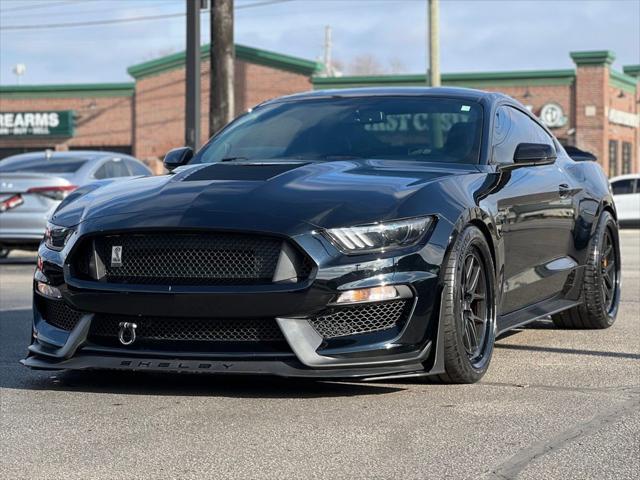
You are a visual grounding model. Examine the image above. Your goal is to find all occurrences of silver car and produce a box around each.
[0,150,152,258]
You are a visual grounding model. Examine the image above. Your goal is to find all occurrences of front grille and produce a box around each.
[89,314,285,343]
[75,232,294,286]
[309,300,410,339]
[37,297,83,331]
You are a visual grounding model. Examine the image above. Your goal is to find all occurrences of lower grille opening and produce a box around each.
[89,315,285,342]
[87,314,291,353]
[37,296,83,332]
[36,296,290,353]
[309,300,411,339]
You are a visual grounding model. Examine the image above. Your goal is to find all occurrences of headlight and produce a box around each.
[324,216,434,254]
[44,222,74,251]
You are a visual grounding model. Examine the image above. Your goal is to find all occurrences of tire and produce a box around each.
[0,247,10,259]
[436,225,497,384]
[552,211,620,329]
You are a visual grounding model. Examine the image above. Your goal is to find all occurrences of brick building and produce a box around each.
[1,47,638,175]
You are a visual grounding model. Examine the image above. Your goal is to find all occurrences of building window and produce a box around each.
[622,142,632,174]
[609,140,618,177]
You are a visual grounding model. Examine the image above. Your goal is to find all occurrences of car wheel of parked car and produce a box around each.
[552,211,620,329]
[0,247,10,259]
[436,225,496,384]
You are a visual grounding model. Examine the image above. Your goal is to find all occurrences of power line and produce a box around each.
[0,12,186,31]
[1,0,179,19]
[0,0,295,31]
[237,0,295,8]
[0,0,84,14]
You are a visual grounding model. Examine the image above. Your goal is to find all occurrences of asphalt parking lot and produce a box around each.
[1,231,638,480]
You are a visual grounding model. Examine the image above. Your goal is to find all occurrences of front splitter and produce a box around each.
[21,353,427,380]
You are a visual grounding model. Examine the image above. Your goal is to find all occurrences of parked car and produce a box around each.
[0,150,151,258]
[610,174,640,228]
[23,88,621,383]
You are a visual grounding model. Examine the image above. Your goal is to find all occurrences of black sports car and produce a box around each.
[23,88,621,383]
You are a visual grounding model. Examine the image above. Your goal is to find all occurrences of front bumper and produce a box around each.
[23,220,450,379]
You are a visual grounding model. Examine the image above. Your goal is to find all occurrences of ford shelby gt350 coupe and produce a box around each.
[23,88,621,383]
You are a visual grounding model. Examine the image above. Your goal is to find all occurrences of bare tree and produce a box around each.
[349,54,385,75]
[388,57,406,74]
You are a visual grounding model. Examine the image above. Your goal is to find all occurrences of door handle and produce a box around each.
[558,183,570,198]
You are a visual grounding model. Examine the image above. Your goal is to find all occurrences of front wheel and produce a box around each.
[552,211,621,329]
[436,225,497,384]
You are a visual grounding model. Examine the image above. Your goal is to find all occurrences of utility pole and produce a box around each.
[210,0,235,136]
[427,0,440,86]
[322,25,333,77]
[185,0,201,150]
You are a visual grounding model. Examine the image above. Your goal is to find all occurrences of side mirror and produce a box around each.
[513,143,557,166]
[163,147,193,172]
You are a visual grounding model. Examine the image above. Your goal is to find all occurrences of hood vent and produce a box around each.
[183,162,307,182]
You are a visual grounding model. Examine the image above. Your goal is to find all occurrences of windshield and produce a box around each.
[193,97,483,165]
[0,157,88,174]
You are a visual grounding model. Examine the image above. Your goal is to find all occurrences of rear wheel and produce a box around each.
[436,225,496,384]
[552,211,620,329]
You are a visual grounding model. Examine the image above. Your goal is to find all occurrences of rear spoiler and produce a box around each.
[563,146,597,162]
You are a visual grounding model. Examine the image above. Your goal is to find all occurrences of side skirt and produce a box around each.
[497,296,581,335]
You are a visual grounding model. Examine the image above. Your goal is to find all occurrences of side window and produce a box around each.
[492,106,511,146]
[110,159,130,177]
[509,107,555,148]
[94,159,130,179]
[93,162,109,180]
[492,106,555,164]
[611,179,635,195]
[125,159,151,176]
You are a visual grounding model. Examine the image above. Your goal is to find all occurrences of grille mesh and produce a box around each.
[89,315,285,342]
[92,233,284,285]
[38,297,83,331]
[309,300,409,339]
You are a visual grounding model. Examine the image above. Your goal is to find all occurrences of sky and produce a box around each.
[0,0,639,85]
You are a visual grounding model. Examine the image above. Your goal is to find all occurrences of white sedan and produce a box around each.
[610,174,640,227]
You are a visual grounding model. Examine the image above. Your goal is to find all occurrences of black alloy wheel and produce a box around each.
[600,227,617,313]
[434,224,496,384]
[460,249,490,365]
[552,211,620,329]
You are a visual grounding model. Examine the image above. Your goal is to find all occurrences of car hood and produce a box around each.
[51,159,481,233]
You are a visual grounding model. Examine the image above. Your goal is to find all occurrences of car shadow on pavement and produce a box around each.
[5,369,406,399]
[494,343,640,360]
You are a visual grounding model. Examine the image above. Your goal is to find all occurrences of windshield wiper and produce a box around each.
[322,154,363,160]
[219,156,249,162]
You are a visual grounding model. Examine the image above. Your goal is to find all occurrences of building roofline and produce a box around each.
[610,70,638,94]
[570,50,615,66]
[623,65,640,78]
[127,44,323,79]
[0,82,134,99]
[313,69,576,89]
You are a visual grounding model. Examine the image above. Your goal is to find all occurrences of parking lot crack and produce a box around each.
[485,394,640,479]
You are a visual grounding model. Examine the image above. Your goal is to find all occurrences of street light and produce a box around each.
[13,64,26,85]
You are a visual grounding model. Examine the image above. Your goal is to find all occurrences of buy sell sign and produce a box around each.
[0,111,75,137]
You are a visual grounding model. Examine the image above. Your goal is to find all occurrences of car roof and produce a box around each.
[0,150,133,164]
[610,174,640,182]
[261,86,510,106]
